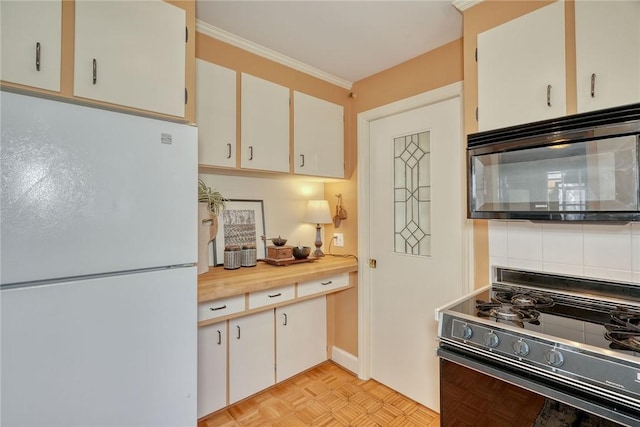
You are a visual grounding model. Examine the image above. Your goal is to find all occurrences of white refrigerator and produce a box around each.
[1,91,198,426]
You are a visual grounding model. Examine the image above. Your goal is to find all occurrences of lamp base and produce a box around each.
[313,224,325,257]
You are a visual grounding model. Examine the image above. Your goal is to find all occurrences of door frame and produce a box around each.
[356,81,473,379]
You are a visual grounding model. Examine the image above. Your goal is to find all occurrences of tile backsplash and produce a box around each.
[488,221,640,285]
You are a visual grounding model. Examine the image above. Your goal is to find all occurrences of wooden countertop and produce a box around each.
[198,255,358,303]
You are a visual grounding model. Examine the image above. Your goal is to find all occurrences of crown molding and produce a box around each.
[452,0,483,12]
[196,20,353,90]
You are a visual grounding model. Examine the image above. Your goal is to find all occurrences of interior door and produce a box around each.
[369,96,467,411]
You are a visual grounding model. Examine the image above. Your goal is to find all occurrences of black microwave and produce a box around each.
[468,103,640,221]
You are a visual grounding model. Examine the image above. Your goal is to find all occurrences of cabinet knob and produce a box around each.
[35,42,41,71]
[248,146,254,161]
[546,84,552,107]
[227,143,232,159]
[236,325,241,340]
[92,58,97,85]
[591,73,596,98]
[282,313,288,326]
[217,330,222,345]
[300,154,305,168]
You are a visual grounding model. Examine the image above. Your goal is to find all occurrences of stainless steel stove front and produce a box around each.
[436,269,640,427]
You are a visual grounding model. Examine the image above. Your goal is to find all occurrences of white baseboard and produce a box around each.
[330,346,359,374]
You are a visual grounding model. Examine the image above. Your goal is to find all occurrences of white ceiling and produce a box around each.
[196,1,463,85]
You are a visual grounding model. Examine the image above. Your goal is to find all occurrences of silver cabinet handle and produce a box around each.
[248,146,254,161]
[546,84,552,107]
[321,280,333,286]
[591,73,596,98]
[300,154,305,167]
[92,58,97,85]
[236,325,241,339]
[226,143,232,159]
[283,313,288,326]
[209,304,227,311]
[268,292,282,298]
[35,42,41,71]
[217,330,222,345]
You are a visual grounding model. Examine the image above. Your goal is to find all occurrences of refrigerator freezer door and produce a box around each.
[0,92,197,285]
[1,267,197,427]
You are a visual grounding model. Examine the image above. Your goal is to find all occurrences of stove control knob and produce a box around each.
[461,324,473,340]
[545,348,565,367]
[512,339,530,357]
[484,331,500,348]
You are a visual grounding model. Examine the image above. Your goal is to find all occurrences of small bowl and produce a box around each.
[292,246,311,259]
[272,236,287,246]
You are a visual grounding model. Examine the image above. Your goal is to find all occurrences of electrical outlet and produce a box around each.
[333,233,344,247]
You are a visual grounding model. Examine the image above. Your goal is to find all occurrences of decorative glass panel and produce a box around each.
[394,131,431,256]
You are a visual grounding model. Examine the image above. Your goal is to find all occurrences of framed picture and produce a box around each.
[213,199,267,265]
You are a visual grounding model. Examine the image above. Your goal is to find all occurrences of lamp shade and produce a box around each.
[304,200,332,224]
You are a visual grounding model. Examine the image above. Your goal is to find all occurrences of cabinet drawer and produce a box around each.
[198,295,245,322]
[297,273,349,297]
[249,285,295,309]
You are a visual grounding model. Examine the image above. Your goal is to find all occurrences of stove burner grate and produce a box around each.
[476,299,542,328]
[604,308,640,352]
[494,291,555,309]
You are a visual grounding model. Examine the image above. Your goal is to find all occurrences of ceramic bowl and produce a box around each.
[272,236,287,246]
[292,246,311,259]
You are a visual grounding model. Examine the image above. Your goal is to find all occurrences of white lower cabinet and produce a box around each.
[228,310,275,404]
[276,297,327,382]
[198,296,331,417]
[197,321,227,418]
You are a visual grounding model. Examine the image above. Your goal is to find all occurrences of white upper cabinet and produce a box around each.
[575,0,640,113]
[196,59,237,168]
[293,91,344,178]
[240,73,290,173]
[1,0,62,92]
[74,1,186,117]
[477,1,566,131]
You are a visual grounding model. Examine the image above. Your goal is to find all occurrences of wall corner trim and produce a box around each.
[196,19,353,90]
[331,346,360,377]
[452,0,484,12]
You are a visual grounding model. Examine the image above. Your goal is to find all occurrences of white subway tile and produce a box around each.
[488,220,508,258]
[631,223,640,236]
[633,271,640,284]
[542,223,583,265]
[583,231,631,271]
[489,256,509,270]
[633,235,640,273]
[506,221,542,261]
[583,266,632,283]
[582,223,632,235]
[507,258,543,271]
[542,262,584,277]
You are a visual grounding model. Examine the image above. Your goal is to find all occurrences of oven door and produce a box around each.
[438,346,638,426]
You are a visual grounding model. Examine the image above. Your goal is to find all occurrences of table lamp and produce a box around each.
[304,200,333,257]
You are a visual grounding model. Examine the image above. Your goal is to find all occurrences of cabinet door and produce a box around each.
[196,59,237,168]
[197,322,227,418]
[240,73,290,172]
[575,0,640,113]
[1,0,62,92]
[293,92,344,178]
[74,1,186,117]
[276,297,327,382]
[477,1,566,131]
[228,310,275,404]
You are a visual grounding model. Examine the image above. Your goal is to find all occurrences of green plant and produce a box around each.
[198,179,226,215]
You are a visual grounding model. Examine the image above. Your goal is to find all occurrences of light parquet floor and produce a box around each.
[198,361,440,427]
